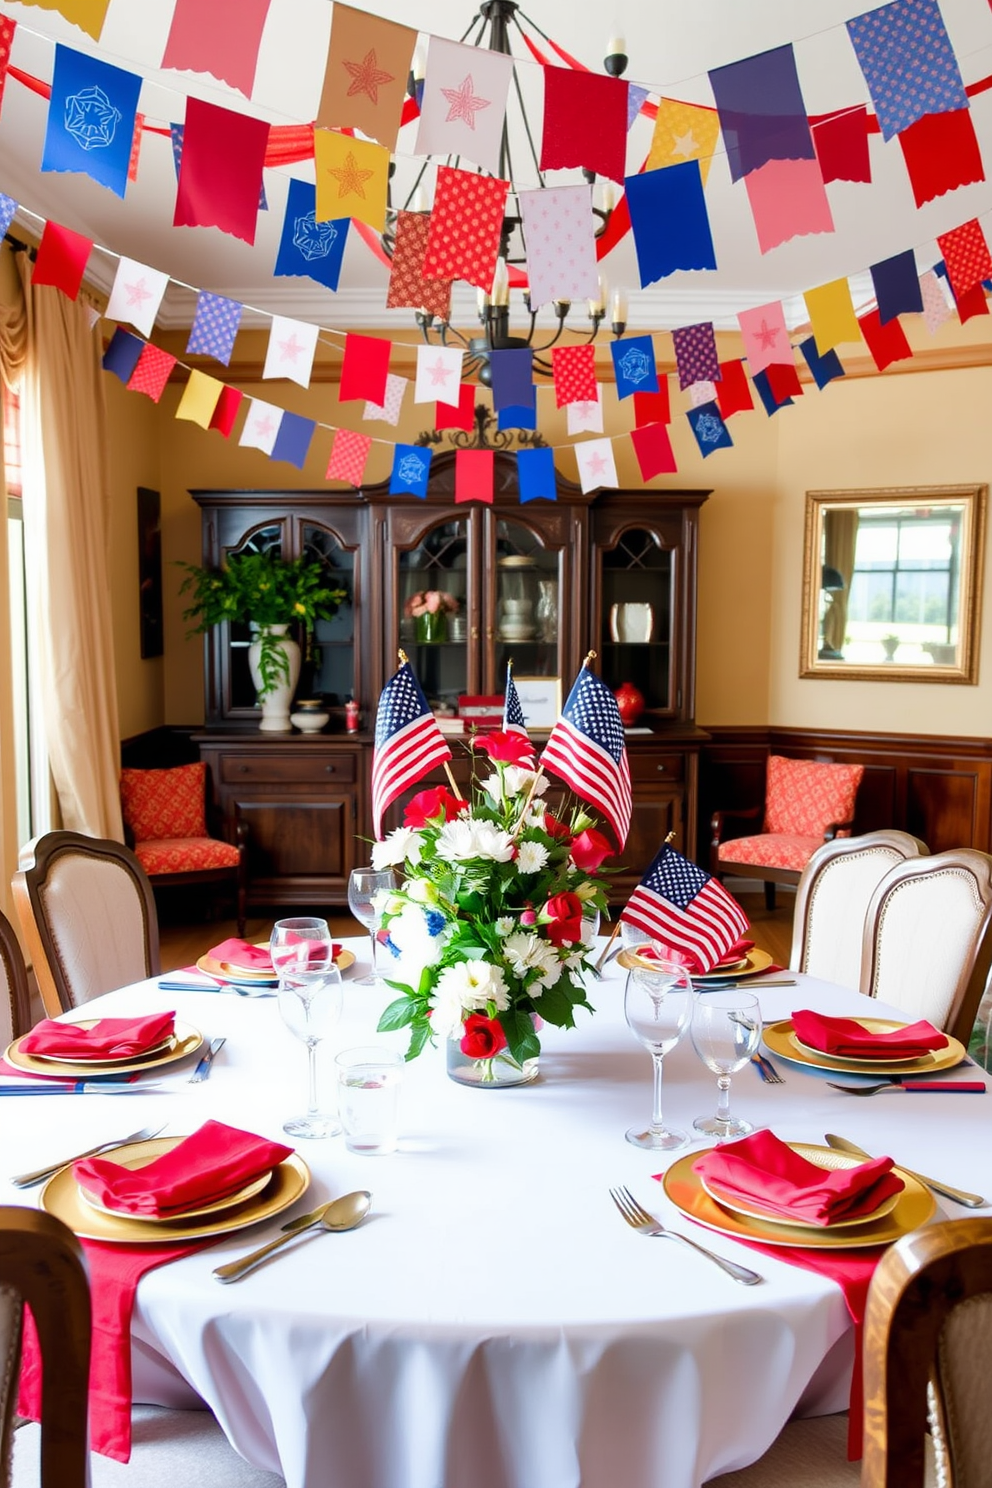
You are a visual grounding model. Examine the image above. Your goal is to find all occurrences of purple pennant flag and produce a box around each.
[102,326,145,382]
[847,0,968,143]
[625,161,717,287]
[870,249,924,324]
[489,347,534,413]
[672,323,720,391]
[708,44,815,183]
[271,411,315,469]
[627,84,649,130]
[186,291,244,365]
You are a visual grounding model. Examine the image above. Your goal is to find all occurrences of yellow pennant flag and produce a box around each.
[314,130,389,232]
[804,279,863,355]
[21,0,110,38]
[647,98,721,185]
[176,370,224,430]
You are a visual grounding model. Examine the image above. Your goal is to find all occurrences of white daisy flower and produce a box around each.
[371,826,422,870]
[515,839,550,875]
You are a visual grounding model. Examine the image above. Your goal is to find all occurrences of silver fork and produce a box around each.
[10,1122,166,1188]
[609,1185,763,1285]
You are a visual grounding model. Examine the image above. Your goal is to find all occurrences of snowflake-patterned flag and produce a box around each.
[390,443,432,499]
[274,178,350,292]
[416,36,513,176]
[687,402,733,455]
[541,662,632,850]
[42,44,142,198]
[611,335,659,399]
[316,4,417,151]
[414,344,464,408]
[621,842,749,973]
[105,256,169,338]
[504,662,530,743]
[262,315,319,389]
[371,661,453,838]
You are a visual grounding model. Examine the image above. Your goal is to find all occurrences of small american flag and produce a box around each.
[621,843,749,973]
[541,664,631,849]
[371,662,452,838]
[504,663,530,741]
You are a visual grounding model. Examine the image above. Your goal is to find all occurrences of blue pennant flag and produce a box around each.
[0,194,17,240]
[186,292,244,366]
[611,335,659,399]
[686,401,733,455]
[390,444,432,498]
[42,45,141,198]
[516,446,557,503]
[271,412,316,469]
[799,337,846,390]
[751,369,793,416]
[498,404,537,431]
[626,161,717,288]
[489,348,534,412]
[102,327,144,382]
[275,177,349,291]
[870,249,923,325]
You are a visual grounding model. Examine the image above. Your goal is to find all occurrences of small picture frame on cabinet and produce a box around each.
[514,676,562,730]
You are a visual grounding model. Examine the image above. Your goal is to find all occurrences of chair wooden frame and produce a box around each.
[12,831,161,1017]
[0,1207,90,1488]
[859,848,992,1045]
[790,831,927,976]
[711,808,857,911]
[0,907,31,1041]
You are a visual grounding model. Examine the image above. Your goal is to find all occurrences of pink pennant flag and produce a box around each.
[263,315,319,389]
[239,398,283,455]
[32,221,92,298]
[173,98,269,245]
[105,257,169,338]
[567,385,603,435]
[364,373,407,425]
[326,428,372,486]
[688,380,718,407]
[518,184,599,311]
[919,269,953,334]
[743,158,834,255]
[575,437,618,494]
[416,37,513,176]
[738,302,790,375]
[162,0,272,98]
[127,344,176,403]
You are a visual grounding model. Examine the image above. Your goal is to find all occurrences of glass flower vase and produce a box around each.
[415,610,447,644]
[446,1037,539,1088]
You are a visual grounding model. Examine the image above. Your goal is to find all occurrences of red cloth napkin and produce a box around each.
[74,1120,292,1219]
[693,1129,905,1226]
[635,938,755,975]
[791,1009,949,1059]
[19,1012,176,1060]
[208,937,274,971]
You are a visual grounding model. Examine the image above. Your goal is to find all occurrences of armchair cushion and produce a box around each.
[717,833,823,874]
[763,756,864,838]
[134,839,240,876]
[120,764,209,843]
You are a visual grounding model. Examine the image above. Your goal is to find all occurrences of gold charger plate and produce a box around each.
[42,1137,310,1243]
[663,1143,934,1249]
[79,1166,272,1223]
[700,1174,900,1231]
[197,947,356,982]
[616,948,772,980]
[4,1021,203,1079]
[763,1018,966,1076]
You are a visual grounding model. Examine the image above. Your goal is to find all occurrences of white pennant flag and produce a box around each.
[576,437,618,494]
[566,383,604,435]
[519,185,599,311]
[239,398,283,455]
[414,344,464,407]
[364,373,408,425]
[689,379,718,407]
[105,257,170,338]
[415,36,513,176]
[263,315,320,388]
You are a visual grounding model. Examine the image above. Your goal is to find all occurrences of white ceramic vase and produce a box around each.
[248,623,301,732]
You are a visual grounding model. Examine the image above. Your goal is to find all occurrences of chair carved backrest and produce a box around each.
[0,907,31,1044]
[862,1218,992,1488]
[13,831,161,1017]
[791,832,927,991]
[860,849,992,1044]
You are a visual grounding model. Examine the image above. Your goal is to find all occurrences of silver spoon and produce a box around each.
[213,1190,371,1283]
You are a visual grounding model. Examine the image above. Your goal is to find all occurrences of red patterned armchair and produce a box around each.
[711,755,865,910]
[119,762,247,936]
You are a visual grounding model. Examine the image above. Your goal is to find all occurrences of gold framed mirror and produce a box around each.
[800,484,986,683]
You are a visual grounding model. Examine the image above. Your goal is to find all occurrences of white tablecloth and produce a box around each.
[3,941,991,1488]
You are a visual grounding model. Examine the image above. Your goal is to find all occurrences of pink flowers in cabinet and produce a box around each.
[404,590,460,618]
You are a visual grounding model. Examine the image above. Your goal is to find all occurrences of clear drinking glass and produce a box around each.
[623,961,693,1151]
[690,991,763,1139]
[271,917,342,1139]
[335,1047,404,1154]
[348,868,396,986]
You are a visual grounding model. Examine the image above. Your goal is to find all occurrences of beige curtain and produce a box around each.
[822,510,860,656]
[15,254,122,840]
[0,256,28,910]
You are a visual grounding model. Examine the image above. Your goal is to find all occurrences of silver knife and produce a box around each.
[189,1037,226,1083]
[824,1133,987,1209]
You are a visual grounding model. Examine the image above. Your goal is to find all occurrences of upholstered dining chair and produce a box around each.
[790,831,928,992]
[12,831,161,1017]
[711,755,865,910]
[860,848,992,1045]
[0,907,32,1044]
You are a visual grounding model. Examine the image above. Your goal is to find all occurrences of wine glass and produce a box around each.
[690,991,763,1139]
[348,868,396,986]
[623,961,693,1151]
[271,917,342,1139]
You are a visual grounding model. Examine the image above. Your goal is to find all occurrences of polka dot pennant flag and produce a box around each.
[423,166,509,292]
[326,428,372,486]
[186,292,243,366]
[126,344,177,403]
[936,219,992,303]
[671,322,719,391]
[551,344,597,408]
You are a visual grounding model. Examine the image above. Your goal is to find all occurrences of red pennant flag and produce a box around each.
[127,344,177,403]
[455,448,494,505]
[436,383,475,431]
[765,361,803,401]
[551,344,597,408]
[857,310,913,372]
[630,422,677,479]
[340,333,390,403]
[540,67,628,184]
[936,219,992,303]
[898,109,985,208]
[811,107,871,184]
[715,360,753,419]
[209,385,243,437]
[633,381,671,427]
[953,282,989,324]
[127,111,144,183]
[326,428,372,485]
[173,97,270,245]
[162,0,272,98]
[0,16,17,115]
[32,221,92,299]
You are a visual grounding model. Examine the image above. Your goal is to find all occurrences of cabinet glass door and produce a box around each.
[600,528,674,714]
[494,518,561,683]
[301,523,355,705]
[398,518,469,713]
[226,522,283,711]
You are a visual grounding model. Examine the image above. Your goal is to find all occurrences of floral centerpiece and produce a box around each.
[370,729,614,1085]
[404,589,460,644]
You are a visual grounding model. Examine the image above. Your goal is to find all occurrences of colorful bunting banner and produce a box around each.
[390,444,432,498]
[857,308,914,370]
[811,106,872,184]
[498,401,537,431]
[314,130,389,232]
[540,67,629,183]
[32,220,91,298]
[364,373,407,425]
[689,379,718,407]
[567,385,604,435]
[489,348,533,413]
[436,384,476,431]
[263,315,319,388]
[271,411,315,469]
[743,157,834,254]
[42,45,141,198]
[626,162,717,286]
[765,360,803,401]
[161,0,272,98]
[275,179,350,292]
[239,398,283,454]
[804,278,862,354]
[416,37,513,175]
[672,322,719,390]
[552,344,597,407]
[715,360,754,418]
[127,344,176,402]
[186,292,243,366]
[317,4,416,151]
[846,0,968,142]
[518,184,599,310]
[751,369,794,415]
[174,98,269,244]
[647,98,721,184]
[102,326,144,382]
[870,250,923,324]
[517,446,557,503]
[709,43,815,182]
[340,332,390,404]
[738,302,790,375]
[919,268,953,333]
[209,385,243,437]
[936,219,992,302]
[799,337,846,389]
[897,108,985,208]
[21,0,110,41]
[105,257,169,338]
[175,368,224,428]
[612,335,659,399]
[633,383,671,427]
[630,421,678,478]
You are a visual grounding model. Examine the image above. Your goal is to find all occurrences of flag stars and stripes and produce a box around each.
[371,662,453,838]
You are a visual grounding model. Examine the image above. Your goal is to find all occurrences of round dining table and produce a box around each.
[3,938,990,1488]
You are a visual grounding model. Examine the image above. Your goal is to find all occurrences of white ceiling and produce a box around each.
[1,0,992,329]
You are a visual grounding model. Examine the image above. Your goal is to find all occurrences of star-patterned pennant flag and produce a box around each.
[920,268,954,333]
[517,447,557,504]
[239,398,283,455]
[897,108,985,208]
[870,250,923,324]
[647,98,720,184]
[436,383,476,431]
[364,373,407,425]
[174,98,269,244]
[857,308,914,371]
[552,344,597,408]
[764,360,803,401]
[262,315,319,389]
[633,382,671,427]
[21,0,110,43]
[390,443,432,499]
[687,402,733,454]
[209,385,243,437]
[186,292,243,365]
[102,326,145,382]
[518,184,599,311]
[161,0,271,98]
[42,45,141,199]
[811,106,872,184]
[567,385,604,435]
[314,130,389,232]
[709,44,815,182]
[271,411,315,469]
[317,4,416,151]
[455,448,494,505]
[804,279,861,355]
[575,437,618,494]
[612,335,659,400]
[715,360,753,419]
[936,220,992,303]
[738,302,790,375]
[32,221,91,298]
[414,344,464,408]
[105,257,169,338]
[751,368,794,415]
[0,193,16,241]
[489,348,533,413]
[341,333,390,405]
[540,67,629,184]
[275,178,350,292]
[799,337,846,390]
[672,323,719,391]
[175,368,224,428]
[127,344,176,403]
[846,0,968,143]
[424,166,509,292]
[386,212,452,322]
[327,428,373,486]
[416,37,513,176]
[630,421,678,479]
[626,162,717,287]
[743,158,834,254]
[689,379,718,407]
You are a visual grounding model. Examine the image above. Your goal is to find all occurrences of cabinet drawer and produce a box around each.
[627,751,685,784]
[221,753,357,785]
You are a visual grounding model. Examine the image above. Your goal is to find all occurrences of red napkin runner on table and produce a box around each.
[791,1009,948,1059]
[19,1012,176,1060]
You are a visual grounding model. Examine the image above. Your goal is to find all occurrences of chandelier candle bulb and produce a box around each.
[607,35,626,57]
[611,289,628,324]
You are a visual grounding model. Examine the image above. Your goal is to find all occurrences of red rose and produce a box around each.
[543,890,584,946]
[460,1014,508,1059]
[472,730,537,767]
[570,828,613,872]
[543,812,572,843]
[403,786,465,827]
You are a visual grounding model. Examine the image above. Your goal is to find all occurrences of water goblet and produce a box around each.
[271,917,341,1139]
[690,991,762,1139]
[623,960,693,1151]
[348,868,396,986]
